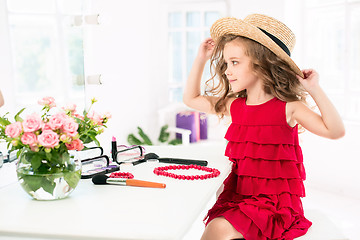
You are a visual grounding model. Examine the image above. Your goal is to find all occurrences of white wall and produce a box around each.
[84,0,169,152]
[0,0,15,112]
[228,0,285,18]
[284,0,360,199]
[301,123,360,199]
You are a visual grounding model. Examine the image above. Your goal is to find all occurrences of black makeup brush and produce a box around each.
[140,152,208,166]
[92,174,166,188]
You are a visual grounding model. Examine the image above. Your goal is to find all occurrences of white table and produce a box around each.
[0,144,231,240]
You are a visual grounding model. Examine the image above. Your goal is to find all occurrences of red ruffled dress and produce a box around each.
[204,97,312,240]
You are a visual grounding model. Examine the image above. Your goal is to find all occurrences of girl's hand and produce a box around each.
[197,38,215,61]
[296,69,320,93]
[292,68,345,139]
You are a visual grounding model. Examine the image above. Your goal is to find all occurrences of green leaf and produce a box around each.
[168,139,182,145]
[60,151,70,164]
[0,116,11,126]
[45,152,52,161]
[137,127,153,145]
[31,155,42,170]
[17,149,23,159]
[14,108,25,122]
[87,130,97,137]
[127,134,143,145]
[19,175,42,193]
[63,171,81,189]
[89,136,100,147]
[80,135,92,144]
[158,125,170,143]
[41,177,56,195]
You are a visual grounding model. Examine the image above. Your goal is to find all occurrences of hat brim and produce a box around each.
[210,17,304,78]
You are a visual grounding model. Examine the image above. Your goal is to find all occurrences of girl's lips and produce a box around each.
[229,79,237,83]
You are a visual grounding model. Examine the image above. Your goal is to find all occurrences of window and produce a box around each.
[167,2,226,103]
[5,0,89,110]
[303,0,360,121]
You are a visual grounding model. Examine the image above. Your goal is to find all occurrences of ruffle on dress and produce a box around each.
[205,190,312,240]
[228,157,306,180]
[225,141,303,162]
[223,170,306,197]
[225,124,299,145]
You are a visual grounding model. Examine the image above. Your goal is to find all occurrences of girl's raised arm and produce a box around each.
[183,38,233,115]
[289,69,345,139]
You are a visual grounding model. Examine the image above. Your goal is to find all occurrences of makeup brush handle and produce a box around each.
[159,158,208,166]
[126,179,166,188]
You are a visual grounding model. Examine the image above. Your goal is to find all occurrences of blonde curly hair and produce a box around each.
[205,34,307,118]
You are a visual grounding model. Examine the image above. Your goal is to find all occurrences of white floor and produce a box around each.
[183,186,360,240]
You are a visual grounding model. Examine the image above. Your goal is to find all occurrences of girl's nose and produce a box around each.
[225,68,232,76]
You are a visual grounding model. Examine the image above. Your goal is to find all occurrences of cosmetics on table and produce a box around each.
[81,155,120,179]
[143,152,208,166]
[111,136,117,161]
[92,174,166,188]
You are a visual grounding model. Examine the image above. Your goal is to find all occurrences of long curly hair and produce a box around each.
[205,34,307,118]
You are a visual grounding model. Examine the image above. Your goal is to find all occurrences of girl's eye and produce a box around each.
[232,61,238,65]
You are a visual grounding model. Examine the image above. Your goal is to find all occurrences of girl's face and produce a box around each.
[223,39,259,93]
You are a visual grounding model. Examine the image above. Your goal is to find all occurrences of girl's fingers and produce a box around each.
[301,69,316,79]
[204,38,215,45]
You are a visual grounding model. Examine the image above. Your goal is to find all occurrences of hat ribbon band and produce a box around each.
[258,28,291,57]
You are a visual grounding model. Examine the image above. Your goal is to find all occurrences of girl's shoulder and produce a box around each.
[224,97,241,116]
[285,100,309,126]
[286,100,308,112]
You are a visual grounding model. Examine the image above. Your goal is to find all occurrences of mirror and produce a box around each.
[3,0,88,110]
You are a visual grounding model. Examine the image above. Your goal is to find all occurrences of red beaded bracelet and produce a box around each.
[153,164,220,180]
[109,172,134,179]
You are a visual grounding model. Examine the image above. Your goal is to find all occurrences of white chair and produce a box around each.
[297,209,349,240]
[158,103,193,145]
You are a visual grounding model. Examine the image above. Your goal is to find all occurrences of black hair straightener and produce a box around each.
[133,152,208,166]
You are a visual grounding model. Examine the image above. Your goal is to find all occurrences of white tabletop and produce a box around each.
[0,144,231,240]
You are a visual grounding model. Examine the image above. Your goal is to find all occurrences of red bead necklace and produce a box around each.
[109,172,134,179]
[153,164,220,180]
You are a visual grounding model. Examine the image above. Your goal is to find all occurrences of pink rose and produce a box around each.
[65,141,76,150]
[75,139,84,151]
[48,113,66,130]
[93,113,103,125]
[103,112,112,119]
[74,114,84,120]
[62,103,77,113]
[21,132,37,146]
[38,97,56,108]
[62,118,79,137]
[88,111,103,125]
[59,134,70,143]
[65,139,84,151]
[87,111,94,119]
[22,113,42,132]
[5,122,22,138]
[37,130,59,148]
[30,145,39,152]
[42,123,52,131]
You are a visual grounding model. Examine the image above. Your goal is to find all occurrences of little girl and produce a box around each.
[183,14,345,240]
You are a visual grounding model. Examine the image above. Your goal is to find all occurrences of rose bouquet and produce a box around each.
[0,97,111,200]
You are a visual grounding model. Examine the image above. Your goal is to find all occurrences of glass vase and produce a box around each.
[16,148,82,200]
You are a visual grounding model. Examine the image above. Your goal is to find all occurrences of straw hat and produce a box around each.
[210,14,303,78]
